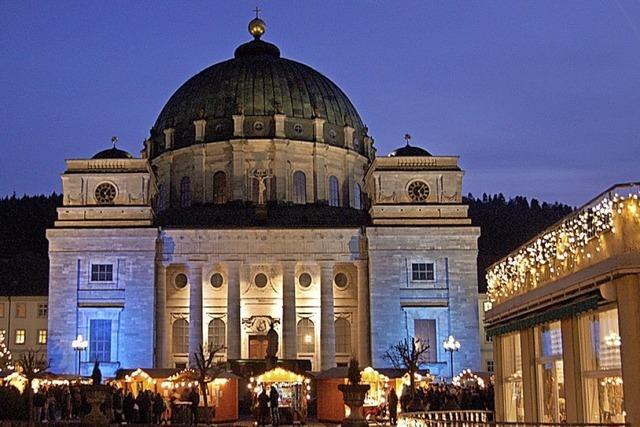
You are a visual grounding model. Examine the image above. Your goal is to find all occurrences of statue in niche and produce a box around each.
[266,322,279,359]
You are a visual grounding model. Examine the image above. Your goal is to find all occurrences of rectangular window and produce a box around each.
[0,303,4,318]
[15,303,26,318]
[38,329,47,344]
[535,321,566,423]
[414,319,437,363]
[579,308,624,423]
[38,304,48,318]
[501,332,524,422]
[487,360,494,373]
[89,319,112,362]
[15,329,25,344]
[91,264,113,282]
[411,263,435,281]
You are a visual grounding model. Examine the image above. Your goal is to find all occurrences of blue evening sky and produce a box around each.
[1,1,639,206]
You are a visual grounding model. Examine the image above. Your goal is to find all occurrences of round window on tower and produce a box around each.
[174,273,188,290]
[298,272,312,289]
[95,183,117,205]
[254,273,268,288]
[334,272,349,289]
[407,180,430,202]
[210,273,224,289]
[215,123,224,134]
[253,121,264,131]
[293,123,303,134]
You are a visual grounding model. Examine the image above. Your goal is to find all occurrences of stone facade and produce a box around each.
[0,296,48,360]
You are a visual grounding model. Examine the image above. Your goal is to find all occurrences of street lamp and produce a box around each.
[72,334,88,377]
[443,335,460,379]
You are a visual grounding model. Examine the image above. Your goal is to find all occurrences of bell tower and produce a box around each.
[55,141,155,227]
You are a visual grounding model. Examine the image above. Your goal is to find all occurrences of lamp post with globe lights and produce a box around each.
[71,334,88,377]
[443,335,460,379]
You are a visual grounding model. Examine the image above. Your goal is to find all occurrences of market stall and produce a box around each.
[247,367,310,425]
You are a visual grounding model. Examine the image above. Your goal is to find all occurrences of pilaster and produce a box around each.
[188,263,204,366]
[320,262,336,369]
[616,274,640,427]
[357,262,371,366]
[282,261,297,359]
[226,262,241,359]
[155,262,168,367]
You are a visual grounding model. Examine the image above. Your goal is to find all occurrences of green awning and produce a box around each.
[486,294,601,338]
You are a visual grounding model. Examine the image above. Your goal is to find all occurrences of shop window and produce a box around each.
[335,318,351,354]
[501,332,524,422]
[535,321,566,423]
[89,319,112,362]
[579,308,624,423]
[411,263,435,281]
[297,318,315,353]
[172,319,189,354]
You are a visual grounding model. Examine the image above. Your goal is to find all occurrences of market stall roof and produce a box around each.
[256,367,308,383]
[115,368,180,380]
[315,367,433,380]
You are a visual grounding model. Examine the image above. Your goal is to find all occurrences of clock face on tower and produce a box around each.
[407,180,430,202]
[94,183,117,205]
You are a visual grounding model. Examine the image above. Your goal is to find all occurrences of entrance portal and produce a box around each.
[249,335,269,359]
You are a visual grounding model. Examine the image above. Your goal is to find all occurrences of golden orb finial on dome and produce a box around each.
[249,7,266,39]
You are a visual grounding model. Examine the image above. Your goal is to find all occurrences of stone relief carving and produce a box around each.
[442,191,460,202]
[242,316,280,335]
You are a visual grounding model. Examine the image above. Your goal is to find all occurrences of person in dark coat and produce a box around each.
[269,386,280,426]
[388,388,399,425]
[123,392,136,423]
[112,389,124,423]
[188,387,200,425]
[257,388,270,426]
[153,393,166,425]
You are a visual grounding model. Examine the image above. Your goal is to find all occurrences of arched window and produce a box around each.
[293,171,307,204]
[328,176,340,207]
[213,171,227,204]
[180,176,191,208]
[155,184,165,211]
[172,319,189,354]
[207,318,226,348]
[335,318,351,354]
[354,183,362,209]
[297,318,315,353]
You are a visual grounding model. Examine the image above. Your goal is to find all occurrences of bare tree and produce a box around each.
[192,343,225,417]
[17,350,50,424]
[383,337,430,403]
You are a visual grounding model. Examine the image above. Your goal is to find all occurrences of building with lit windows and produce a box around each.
[485,183,640,427]
[46,17,481,378]
[0,295,48,360]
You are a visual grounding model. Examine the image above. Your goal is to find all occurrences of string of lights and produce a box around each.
[487,189,640,303]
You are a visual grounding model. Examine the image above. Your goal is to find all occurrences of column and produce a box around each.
[188,263,203,367]
[520,328,539,423]
[493,337,505,422]
[320,262,336,369]
[226,262,241,359]
[282,262,297,359]
[356,262,371,366]
[155,262,168,367]
[616,274,640,427]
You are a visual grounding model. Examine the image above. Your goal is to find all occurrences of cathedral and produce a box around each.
[47,16,481,378]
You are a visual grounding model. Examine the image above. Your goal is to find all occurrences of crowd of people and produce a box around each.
[26,383,203,425]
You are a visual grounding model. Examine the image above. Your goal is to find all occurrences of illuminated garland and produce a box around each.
[452,369,485,388]
[487,190,640,303]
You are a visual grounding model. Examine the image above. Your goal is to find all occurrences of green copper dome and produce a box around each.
[150,27,366,158]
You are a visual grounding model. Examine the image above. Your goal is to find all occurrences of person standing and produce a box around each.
[257,388,270,426]
[388,388,399,426]
[189,387,200,425]
[269,386,280,426]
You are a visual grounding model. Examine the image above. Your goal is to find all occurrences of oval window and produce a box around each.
[210,273,224,289]
[174,273,188,289]
[254,273,268,288]
[298,273,312,288]
[334,272,349,289]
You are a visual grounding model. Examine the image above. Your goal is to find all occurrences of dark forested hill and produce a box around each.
[0,193,573,295]
[465,194,574,292]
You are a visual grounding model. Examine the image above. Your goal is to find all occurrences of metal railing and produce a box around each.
[398,411,629,427]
